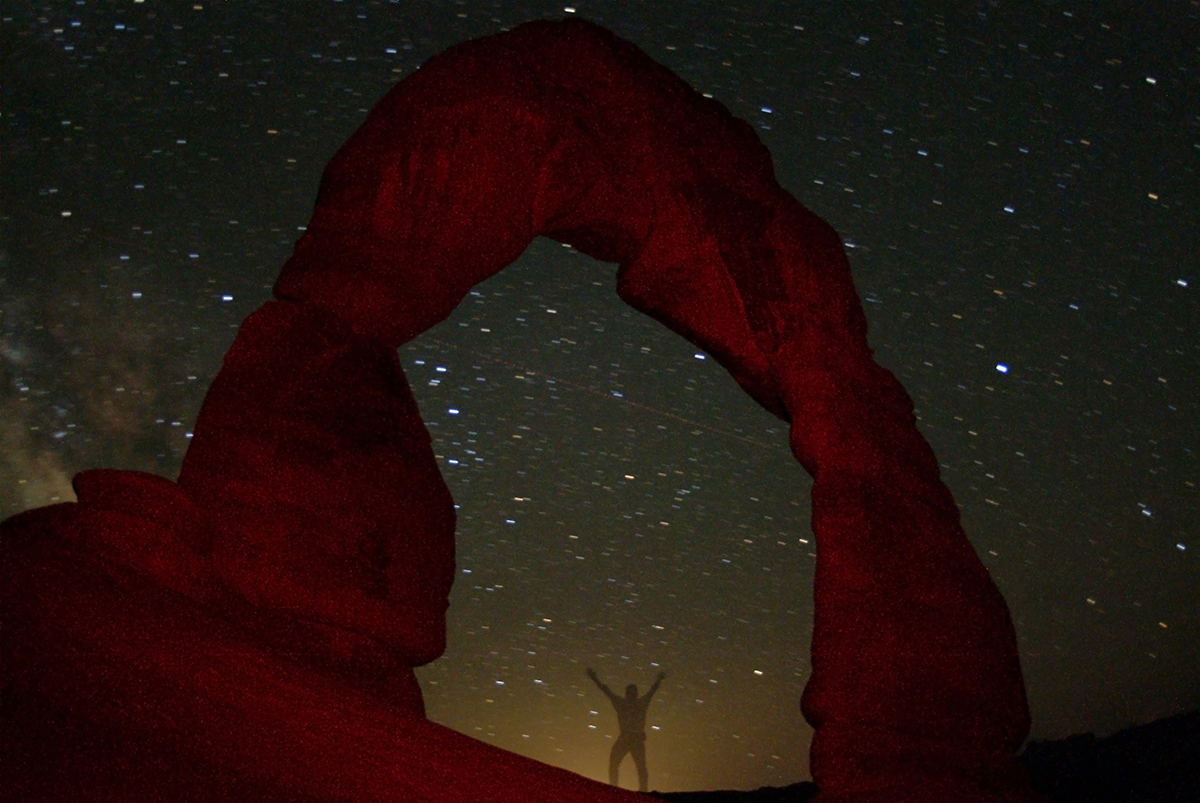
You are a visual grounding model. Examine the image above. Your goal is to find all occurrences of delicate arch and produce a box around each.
[181,19,1036,802]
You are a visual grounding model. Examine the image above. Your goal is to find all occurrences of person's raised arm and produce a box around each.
[586,667,617,701]
[645,671,666,701]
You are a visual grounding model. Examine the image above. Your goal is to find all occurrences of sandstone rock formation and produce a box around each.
[2,19,1038,802]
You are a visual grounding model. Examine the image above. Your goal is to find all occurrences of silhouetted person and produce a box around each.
[587,667,665,792]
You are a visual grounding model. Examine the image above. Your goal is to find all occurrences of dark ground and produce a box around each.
[648,710,1200,803]
[652,781,816,803]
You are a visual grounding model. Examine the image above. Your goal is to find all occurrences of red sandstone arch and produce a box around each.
[264,18,1036,799]
[2,19,1038,803]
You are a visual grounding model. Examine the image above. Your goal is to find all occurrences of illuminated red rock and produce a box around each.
[2,18,1037,802]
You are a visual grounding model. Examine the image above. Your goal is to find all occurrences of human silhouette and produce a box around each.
[586,667,665,792]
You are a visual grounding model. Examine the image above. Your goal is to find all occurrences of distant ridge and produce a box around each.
[650,710,1199,803]
[1019,709,1200,803]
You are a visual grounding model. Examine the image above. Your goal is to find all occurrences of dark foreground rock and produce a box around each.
[652,781,818,802]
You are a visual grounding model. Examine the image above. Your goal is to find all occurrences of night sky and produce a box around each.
[3,0,1197,793]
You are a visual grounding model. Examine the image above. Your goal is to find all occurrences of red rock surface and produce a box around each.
[2,19,1038,802]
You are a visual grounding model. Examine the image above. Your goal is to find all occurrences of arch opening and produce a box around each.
[403,239,816,790]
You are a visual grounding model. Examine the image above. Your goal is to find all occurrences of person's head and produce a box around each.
[625,684,638,698]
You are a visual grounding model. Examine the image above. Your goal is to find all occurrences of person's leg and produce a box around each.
[631,738,648,792]
[608,738,627,787]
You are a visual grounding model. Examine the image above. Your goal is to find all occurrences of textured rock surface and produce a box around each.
[3,19,1036,802]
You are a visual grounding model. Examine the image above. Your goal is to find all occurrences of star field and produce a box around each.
[2,0,1197,793]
